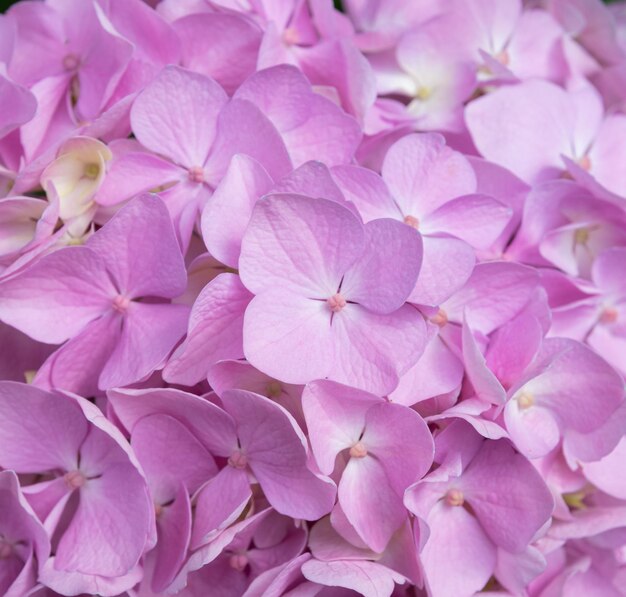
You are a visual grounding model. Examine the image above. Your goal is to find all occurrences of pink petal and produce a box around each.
[130,65,227,168]
[341,218,422,314]
[164,273,252,386]
[0,75,37,137]
[243,290,334,384]
[174,13,262,94]
[107,387,238,458]
[592,247,626,296]
[423,194,512,250]
[0,246,112,343]
[191,466,252,550]
[152,483,192,593]
[240,194,364,296]
[99,302,189,389]
[503,399,561,459]
[221,389,336,520]
[234,65,361,167]
[420,501,497,597]
[86,194,187,299]
[460,440,554,552]
[0,381,87,473]
[303,379,382,475]
[201,155,273,269]
[330,304,426,395]
[130,414,217,504]
[409,235,476,306]
[381,133,477,218]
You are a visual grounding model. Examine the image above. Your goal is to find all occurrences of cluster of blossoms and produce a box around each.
[2,0,626,595]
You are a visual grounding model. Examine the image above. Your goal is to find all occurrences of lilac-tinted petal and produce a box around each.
[222,389,336,520]
[382,133,477,217]
[423,194,512,250]
[164,273,252,386]
[271,161,348,207]
[202,155,273,269]
[34,312,122,397]
[243,290,334,384]
[131,414,217,504]
[86,195,187,299]
[420,501,497,597]
[130,65,227,168]
[592,247,626,296]
[583,438,626,499]
[341,218,422,314]
[99,302,189,389]
[191,466,252,550]
[204,98,292,183]
[152,483,192,593]
[175,13,262,95]
[0,75,37,137]
[460,440,554,553]
[240,194,364,297]
[330,304,426,395]
[301,558,405,597]
[302,379,381,475]
[0,246,111,343]
[409,235,476,306]
[107,387,238,457]
[0,381,86,472]
[504,399,561,459]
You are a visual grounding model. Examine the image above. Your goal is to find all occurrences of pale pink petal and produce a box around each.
[201,155,273,269]
[592,247,626,296]
[164,273,252,386]
[341,218,422,314]
[583,437,626,499]
[130,65,228,168]
[271,161,347,206]
[0,75,37,137]
[503,399,561,459]
[0,381,87,472]
[86,194,187,299]
[240,194,364,296]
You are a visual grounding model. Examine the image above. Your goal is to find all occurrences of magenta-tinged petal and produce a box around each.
[330,304,426,395]
[584,438,626,499]
[303,379,382,475]
[409,235,476,306]
[86,195,187,299]
[130,65,228,168]
[130,414,217,504]
[0,381,87,472]
[381,133,477,218]
[243,290,334,384]
[301,558,406,597]
[240,194,364,297]
[175,13,262,95]
[271,161,347,207]
[0,75,37,137]
[152,483,192,593]
[420,500,497,597]
[191,466,252,550]
[341,218,422,314]
[423,193,512,250]
[107,387,238,458]
[592,247,626,296]
[460,440,554,553]
[99,302,189,389]
[202,155,273,269]
[221,389,336,520]
[0,246,112,343]
[164,274,251,386]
